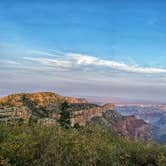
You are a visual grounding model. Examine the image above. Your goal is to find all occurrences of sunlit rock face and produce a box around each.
[71,103,115,126]
[0,92,65,120]
[65,97,88,104]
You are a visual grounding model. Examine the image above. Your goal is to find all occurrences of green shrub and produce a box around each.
[0,122,165,166]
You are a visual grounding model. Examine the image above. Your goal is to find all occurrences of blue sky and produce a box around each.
[1,0,166,103]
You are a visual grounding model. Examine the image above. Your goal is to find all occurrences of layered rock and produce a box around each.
[71,103,115,126]
[0,107,31,120]
[0,92,87,120]
[0,92,65,120]
[65,97,88,104]
[0,92,151,140]
[116,104,166,143]
[92,110,151,140]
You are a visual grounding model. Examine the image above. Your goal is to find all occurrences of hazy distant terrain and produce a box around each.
[116,105,166,143]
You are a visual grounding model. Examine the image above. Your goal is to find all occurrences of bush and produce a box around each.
[0,122,165,166]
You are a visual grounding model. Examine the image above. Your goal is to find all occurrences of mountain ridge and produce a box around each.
[0,92,151,140]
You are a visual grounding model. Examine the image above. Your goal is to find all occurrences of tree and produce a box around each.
[58,101,71,129]
[73,123,81,130]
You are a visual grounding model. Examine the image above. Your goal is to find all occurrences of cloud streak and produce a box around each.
[23,57,72,68]
[23,51,166,74]
[27,50,61,57]
[6,61,20,65]
[68,53,166,74]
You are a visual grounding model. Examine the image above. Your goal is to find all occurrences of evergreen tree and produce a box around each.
[59,101,71,129]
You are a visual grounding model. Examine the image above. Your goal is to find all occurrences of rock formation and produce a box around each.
[0,92,151,140]
[65,97,88,104]
[103,111,151,140]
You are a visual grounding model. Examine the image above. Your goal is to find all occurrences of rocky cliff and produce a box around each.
[0,92,151,140]
[0,92,65,120]
[116,104,166,143]
[0,92,87,120]
[65,97,88,104]
[104,112,150,140]
[71,103,115,126]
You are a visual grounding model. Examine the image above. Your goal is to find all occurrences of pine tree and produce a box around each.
[59,101,71,129]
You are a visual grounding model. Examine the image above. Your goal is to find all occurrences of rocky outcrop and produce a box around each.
[0,92,65,120]
[70,102,151,140]
[65,97,88,104]
[0,92,151,140]
[121,115,151,140]
[0,92,65,108]
[0,107,31,120]
[71,103,115,126]
[95,110,151,140]
[116,105,166,143]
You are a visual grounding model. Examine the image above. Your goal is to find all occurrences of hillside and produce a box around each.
[0,123,164,166]
[0,92,65,108]
[0,92,151,140]
[0,92,88,120]
[91,110,151,140]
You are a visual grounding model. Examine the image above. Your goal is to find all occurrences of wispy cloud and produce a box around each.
[1,49,166,102]
[23,57,72,68]
[23,51,166,74]
[27,50,60,57]
[6,61,20,65]
[0,60,20,65]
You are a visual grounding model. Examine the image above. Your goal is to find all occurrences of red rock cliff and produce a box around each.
[102,111,151,140]
[65,97,88,104]
[71,103,115,126]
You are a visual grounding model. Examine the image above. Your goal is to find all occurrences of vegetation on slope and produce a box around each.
[0,121,166,166]
[0,92,65,109]
[0,93,165,165]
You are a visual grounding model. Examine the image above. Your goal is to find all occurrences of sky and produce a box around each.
[1,0,166,103]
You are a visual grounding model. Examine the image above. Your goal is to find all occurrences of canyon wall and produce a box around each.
[0,92,151,140]
[71,103,115,125]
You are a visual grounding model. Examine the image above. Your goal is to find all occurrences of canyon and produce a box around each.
[0,92,151,140]
[116,104,166,143]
